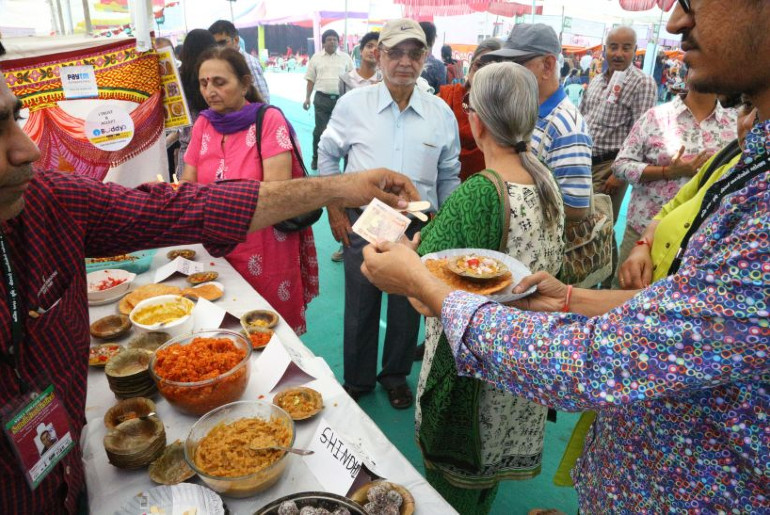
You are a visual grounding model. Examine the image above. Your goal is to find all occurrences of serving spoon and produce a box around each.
[249,438,314,456]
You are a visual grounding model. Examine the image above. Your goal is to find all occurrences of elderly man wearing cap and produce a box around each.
[318,18,460,409]
[481,23,593,223]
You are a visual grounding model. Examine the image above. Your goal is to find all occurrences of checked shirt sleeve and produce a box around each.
[48,173,260,258]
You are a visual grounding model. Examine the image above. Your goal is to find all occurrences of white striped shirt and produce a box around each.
[531,88,593,209]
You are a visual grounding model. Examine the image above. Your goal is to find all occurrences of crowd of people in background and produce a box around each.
[2,1,767,512]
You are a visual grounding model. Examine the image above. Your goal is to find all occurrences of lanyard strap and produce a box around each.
[0,230,28,393]
[667,152,770,276]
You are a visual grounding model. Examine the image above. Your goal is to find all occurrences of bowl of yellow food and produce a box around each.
[184,400,294,498]
[129,295,195,337]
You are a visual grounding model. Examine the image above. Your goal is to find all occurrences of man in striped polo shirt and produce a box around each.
[481,23,593,221]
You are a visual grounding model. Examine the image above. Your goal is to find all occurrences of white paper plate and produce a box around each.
[421,248,536,302]
[114,483,224,515]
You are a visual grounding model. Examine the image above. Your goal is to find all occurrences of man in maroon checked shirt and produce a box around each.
[0,68,418,513]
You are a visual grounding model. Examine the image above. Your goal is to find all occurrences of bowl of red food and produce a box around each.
[87,269,136,302]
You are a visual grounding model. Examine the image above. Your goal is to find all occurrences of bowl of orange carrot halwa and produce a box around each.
[149,329,251,416]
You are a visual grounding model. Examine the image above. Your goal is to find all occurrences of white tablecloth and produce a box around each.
[82,244,456,514]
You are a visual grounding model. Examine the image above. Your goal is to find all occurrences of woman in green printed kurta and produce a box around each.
[415,63,565,514]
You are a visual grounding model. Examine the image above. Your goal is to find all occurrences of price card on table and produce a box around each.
[304,417,365,496]
[252,339,316,393]
[153,256,203,283]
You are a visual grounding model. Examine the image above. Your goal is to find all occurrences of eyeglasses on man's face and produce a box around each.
[678,0,691,13]
[382,47,426,61]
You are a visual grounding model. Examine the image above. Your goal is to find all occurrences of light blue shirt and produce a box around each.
[318,81,461,210]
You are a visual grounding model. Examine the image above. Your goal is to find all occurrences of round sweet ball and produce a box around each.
[386,489,403,507]
[367,484,389,503]
[278,501,300,515]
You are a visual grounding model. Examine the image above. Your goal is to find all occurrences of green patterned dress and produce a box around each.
[416,172,564,514]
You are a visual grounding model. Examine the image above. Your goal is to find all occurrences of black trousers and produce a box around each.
[312,92,338,165]
[342,209,424,391]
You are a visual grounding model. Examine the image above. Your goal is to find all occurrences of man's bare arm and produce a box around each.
[248,169,419,232]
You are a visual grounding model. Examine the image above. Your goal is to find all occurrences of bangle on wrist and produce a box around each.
[662,166,667,179]
[562,285,573,313]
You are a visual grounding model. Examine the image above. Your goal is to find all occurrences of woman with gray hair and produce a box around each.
[415,62,564,514]
[437,37,502,181]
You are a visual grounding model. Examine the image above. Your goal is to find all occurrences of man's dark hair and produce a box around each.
[322,30,340,44]
[419,21,437,48]
[359,31,379,50]
[0,41,5,58]
[208,19,238,38]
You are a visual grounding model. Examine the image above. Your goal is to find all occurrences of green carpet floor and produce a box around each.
[268,78,590,514]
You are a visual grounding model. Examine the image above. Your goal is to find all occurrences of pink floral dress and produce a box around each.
[612,96,736,234]
[185,107,319,334]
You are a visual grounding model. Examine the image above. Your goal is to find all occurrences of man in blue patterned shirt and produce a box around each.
[481,23,593,222]
[361,1,770,512]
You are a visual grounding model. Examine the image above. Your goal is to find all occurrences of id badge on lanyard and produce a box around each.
[0,230,74,489]
[1,380,76,490]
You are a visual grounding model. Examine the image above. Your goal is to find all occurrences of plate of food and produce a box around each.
[421,248,536,302]
[89,343,125,367]
[166,248,196,260]
[181,282,224,301]
[118,283,183,315]
[85,250,157,275]
[272,386,323,421]
[187,271,218,285]
[350,480,415,515]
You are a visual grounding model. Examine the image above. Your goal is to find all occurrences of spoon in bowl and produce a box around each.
[249,437,314,456]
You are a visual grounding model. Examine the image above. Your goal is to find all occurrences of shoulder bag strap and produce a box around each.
[254,104,310,178]
[478,169,510,253]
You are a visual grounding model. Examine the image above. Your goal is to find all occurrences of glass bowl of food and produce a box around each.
[149,329,251,415]
[184,400,294,498]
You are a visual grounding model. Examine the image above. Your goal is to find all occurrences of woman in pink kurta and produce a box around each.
[182,47,318,334]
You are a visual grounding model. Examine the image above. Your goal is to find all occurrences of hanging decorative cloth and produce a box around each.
[2,38,163,180]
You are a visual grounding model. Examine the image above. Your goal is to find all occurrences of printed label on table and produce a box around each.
[84,105,134,151]
[157,47,191,129]
[61,65,98,99]
[252,338,316,393]
[153,256,204,283]
[352,198,411,245]
[2,384,75,489]
[304,417,363,495]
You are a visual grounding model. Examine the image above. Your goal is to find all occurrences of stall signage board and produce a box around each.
[157,47,191,129]
[304,418,364,496]
[61,65,98,99]
[84,105,134,151]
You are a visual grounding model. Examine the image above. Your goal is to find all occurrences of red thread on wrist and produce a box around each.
[562,285,573,313]
[635,238,650,247]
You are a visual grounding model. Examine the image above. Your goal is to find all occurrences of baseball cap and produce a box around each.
[484,23,561,60]
[378,18,427,49]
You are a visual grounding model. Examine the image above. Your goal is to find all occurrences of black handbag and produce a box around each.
[255,104,322,232]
